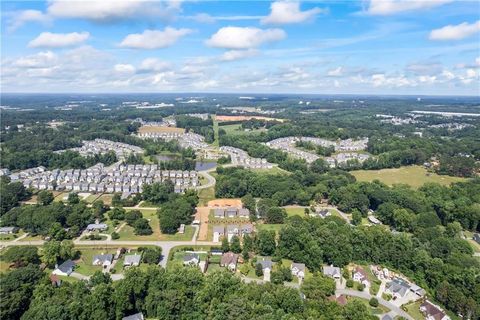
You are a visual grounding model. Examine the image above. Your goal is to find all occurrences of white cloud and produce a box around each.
[8,10,51,32]
[47,0,181,21]
[261,1,325,25]
[429,20,480,41]
[13,51,58,68]
[206,27,286,49]
[366,0,452,15]
[220,49,259,61]
[327,67,344,77]
[119,28,192,49]
[28,32,90,48]
[114,64,136,74]
[138,58,171,72]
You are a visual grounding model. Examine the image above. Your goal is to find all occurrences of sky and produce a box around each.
[1,0,479,95]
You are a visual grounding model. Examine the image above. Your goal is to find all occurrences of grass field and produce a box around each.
[351,166,466,189]
[220,123,268,136]
[116,209,194,241]
[198,186,215,206]
[404,301,424,320]
[348,297,389,315]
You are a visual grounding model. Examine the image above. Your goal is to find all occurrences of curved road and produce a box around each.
[336,289,413,320]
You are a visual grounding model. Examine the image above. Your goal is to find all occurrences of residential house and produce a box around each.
[124,254,142,268]
[258,258,273,282]
[238,208,250,218]
[291,262,306,279]
[183,253,200,266]
[86,223,108,232]
[226,225,239,241]
[52,260,75,276]
[213,226,225,243]
[420,301,450,320]
[220,252,239,271]
[473,233,480,244]
[49,274,62,287]
[226,208,237,218]
[314,208,331,218]
[122,312,144,320]
[92,254,113,267]
[410,284,426,297]
[214,209,225,219]
[385,278,411,299]
[0,227,19,234]
[353,266,370,286]
[240,224,253,236]
[323,265,341,279]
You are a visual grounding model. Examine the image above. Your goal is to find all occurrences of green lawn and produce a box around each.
[404,301,424,320]
[220,123,268,136]
[198,186,215,206]
[115,209,194,241]
[351,165,466,189]
[256,223,285,233]
[75,247,118,276]
[347,297,389,316]
[85,193,101,204]
[284,207,308,217]
[213,121,219,147]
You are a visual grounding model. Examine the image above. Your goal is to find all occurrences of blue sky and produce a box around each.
[1,0,479,95]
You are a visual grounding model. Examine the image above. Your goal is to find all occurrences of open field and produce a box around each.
[198,186,215,206]
[220,123,268,136]
[116,209,194,241]
[138,125,185,134]
[215,115,285,122]
[207,198,242,208]
[195,207,210,241]
[351,166,466,189]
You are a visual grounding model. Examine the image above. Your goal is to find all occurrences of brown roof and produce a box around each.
[328,295,347,306]
[354,266,368,279]
[220,252,238,266]
[421,301,446,320]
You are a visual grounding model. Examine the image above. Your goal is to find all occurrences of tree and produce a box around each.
[67,192,80,205]
[111,232,119,240]
[265,207,287,224]
[352,209,362,226]
[255,263,263,277]
[112,193,122,207]
[140,247,162,264]
[37,190,54,206]
[369,297,379,307]
[271,270,284,285]
[108,207,125,220]
[357,283,365,291]
[301,273,336,300]
[125,210,143,225]
[346,279,354,288]
[221,237,230,253]
[142,181,174,204]
[230,236,241,254]
[92,200,108,219]
[90,271,112,287]
[256,230,276,256]
[133,218,152,235]
[2,246,40,266]
[239,263,250,276]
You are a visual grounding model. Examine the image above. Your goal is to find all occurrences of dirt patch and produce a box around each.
[215,115,284,122]
[195,207,210,241]
[138,126,185,134]
[207,198,242,208]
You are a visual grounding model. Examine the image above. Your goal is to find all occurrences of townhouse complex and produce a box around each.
[55,139,144,160]
[219,146,273,169]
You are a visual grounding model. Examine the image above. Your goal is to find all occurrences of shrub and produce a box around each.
[346,279,354,288]
[369,297,379,307]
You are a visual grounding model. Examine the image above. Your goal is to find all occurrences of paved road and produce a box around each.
[336,289,413,320]
[195,169,216,190]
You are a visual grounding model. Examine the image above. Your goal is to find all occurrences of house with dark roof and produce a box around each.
[52,260,75,276]
[92,254,113,267]
[386,278,410,299]
[420,300,450,320]
[323,265,341,279]
[183,253,200,266]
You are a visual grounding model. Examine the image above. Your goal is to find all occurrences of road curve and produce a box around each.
[336,288,413,320]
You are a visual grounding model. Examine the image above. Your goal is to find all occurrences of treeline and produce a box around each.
[175,115,214,143]
[276,217,479,318]
[215,166,354,206]
[0,177,31,215]
[1,264,381,320]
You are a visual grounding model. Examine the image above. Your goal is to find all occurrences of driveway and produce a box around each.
[336,288,413,320]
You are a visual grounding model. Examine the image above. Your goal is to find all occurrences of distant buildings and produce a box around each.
[265,136,369,166]
[219,146,273,169]
[10,163,199,194]
[55,138,144,160]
